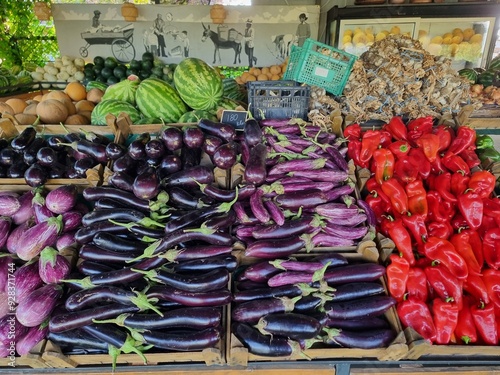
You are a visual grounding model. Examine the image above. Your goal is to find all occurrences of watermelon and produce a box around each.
[477,70,497,87]
[488,55,500,71]
[173,58,223,111]
[458,68,478,84]
[91,99,141,125]
[86,81,108,92]
[217,97,246,111]
[135,78,187,123]
[102,75,140,105]
[178,109,217,124]
[134,117,163,125]
[222,78,248,103]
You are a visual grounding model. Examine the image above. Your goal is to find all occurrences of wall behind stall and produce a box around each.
[52,4,319,67]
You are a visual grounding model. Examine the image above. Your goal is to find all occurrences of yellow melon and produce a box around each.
[5,98,27,114]
[36,99,68,124]
[64,82,87,102]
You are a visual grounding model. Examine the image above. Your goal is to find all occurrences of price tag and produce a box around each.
[221,110,247,130]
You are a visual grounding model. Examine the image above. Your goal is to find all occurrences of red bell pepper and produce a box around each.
[447,126,476,156]
[454,295,478,345]
[425,263,463,310]
[343,123,361,141]
[480,215,499,240]
[427,191,452,223]
[408,148,431,180]
[435,172,457,203]
[383,216,415,266]
[423,236,468,281]
[406,180,428,218]
[483,197,500,225]
[461,229,484,271]
[451,212,469,231]
[372,148,395,185]
[450,171,470,197]
[359,130,381,166]
[459,147,481,170]
[430,154,447,175]
[402,213,428,246]
[388,140,411,160]
[394,156,419,184]
[387,253,410,301]
[406,266,428,302]
[442,152,471,175]
[468,170,496,199]
[483,228,500,271]
[415,133,440,163]
[397,297,436,342]
[457,191,483,231]
[450,231,482,276]
[347,138,367,168]
[432,298,459,345]
[381,178,408,215]
[407,116,434,146]
[384,116,407,141]
[364,191,391,225]
[482,269,500,311]
[471,301,498,345]
[433,124,454,152]
[378,129,393,148]
[464,273,490,305]
[427,221,453,241]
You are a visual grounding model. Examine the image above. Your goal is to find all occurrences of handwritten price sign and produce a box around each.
[221,110,247,130]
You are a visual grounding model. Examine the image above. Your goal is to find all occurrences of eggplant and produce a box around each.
[45,185,78,214]
[14,260,43,304]
[323,327,396,349]
[49,304,141,333]
[11,127,36,151]
[62,139,108,163]
[144,139,166,160]
[202,134,224,156]
[79,244,139,264]
[96,306,221,330]
[0,147,18,167]
[48,328,109,352]
[310,232,354,247]
[182,127,205,149]
[139,327,221,351]
[180,146,202,169]
[83,187,151,212]
[81,207,147,227]
[324,316,390,331]
[157,154,182,178]
[232,322,298,357]
[160,126,183,151]
[172,254,238,273]
[330,282,385,302]
[79,128,111,145]
[263,199,285,226]
[321,263,386,285]
[6,220,30,254]
[64,285,160,313]
[275,189,329,209]
[162,165,214,189]
[39,246,71,284]
[112,153,137,174]
[133,167,160,200]
[323,296,397,320]
[233,201,260,225]
[235,279,267,291]
[255,313,322,340]
[15,216,63,261]
[357,199,377,228]
[16,322,49,356]
[78,260,118,276]
[0,217,11,249]
[322,223,368,240]
[267,263,330,288]
[0,255,12,292]
[292,294,329,313]
[243,118,263,147]
[147,285,232,307]
[0,315,28,345]
[250,216,319,240]
[232,296,301,323]
[139,268,230,293]
[245,236,309,259]
[127,133,150,161]
[0,194,20,217]
[233,284,316,303]
[169,186,207,210]
[16,284,63,327]
[11,190,34,225]
[244,143,267,186]
[61,211,83,233]
[56,230,78,251]
[7,160,29,178]
[288,168,348,183]
[198,118,236,142]
[92,231,147,254]
[105,142,127,160]
[212,142,238,170]
[94,198,129,210]
[24,163,48,187]
[249,189,270,223]
[73,157,98,178]
[32,190,54,224]
[239,260,281,283]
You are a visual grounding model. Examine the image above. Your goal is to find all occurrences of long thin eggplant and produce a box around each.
[243,118,263,147]
[172,254,238,273]
[78,260,118,276]
[323,327,396,349]
[83,187,151,212]
[92,232,147,254]
[137,268,229,293]
[275,189,329,209]
[239,260,281,283]
[288,168,348,183]
[267,263,330,288]
[81,208,149,227]
[198,118,236,142]
[233,284,316,303]
[162,165,214,189]
[48,329,109,352]
[74,221,131,244]
[147,285,232,307]
[244,143,267,186]
[232,296,301,323]
[255,313,322,340]
[245,236,310,259]
[323,296,397,320]
[330,282,385,302]
[324,316,390,331]
[321,264,386,285]
[139,327,221,351]
[322,223,368,240]
[79,244,139,264]
[250,216,320,240]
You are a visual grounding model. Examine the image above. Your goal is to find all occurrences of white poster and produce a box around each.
[52,4,320,67]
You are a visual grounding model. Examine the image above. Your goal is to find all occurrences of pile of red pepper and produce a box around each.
[345,116,500,346]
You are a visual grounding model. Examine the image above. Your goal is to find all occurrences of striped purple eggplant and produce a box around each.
[14,261,44,304]
[11,190,34,225]
[288,168,348,183]
[322,223,368,240]
[16,284,63,327]
[38,247,71,284]
[15,216,63,260]
[45,185,78,214]
[16,322,49,356]
[0,193,20,217]
[268,158,328,176]
[0,217,11,249]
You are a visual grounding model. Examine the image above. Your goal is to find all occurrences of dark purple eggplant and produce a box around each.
[158,154,182,178]
[324,316,390,331]
[172,254,238,273]
[357,198,377,228]
[16,284,63,327]
[45,185,77,214]
[73,157,97,178]
[245,236,309,259]
[311,253,349,267]
[202,134,224,156]
[75,220,132,244]
[263,199,285,226]
[162,245,233,263]
[160,126,183,151]
[108,171,134,192]
[323,327,396,349]
[321,263,386,285]
[139,327,221,351]
[323,296,397,320]
[97,306,221,330]
[256,313,322,340]
[0,255,12,292]
[250,216,319,240]
[139,268,229,293]
[39,246,71,284]
[239,260,281,283]
[16,322,49,356]
[94,198,128,210]
[212,142,237,170]
[105,142,127,160]
[147,285,232,307]
[83,187,151,212]
[133,167,160,200]
[15,215,62,260]
[183,127,205,149]
[24,163,48,187]
[198,118,236,142]
[7,160,29,178]
[92,231,147,254]
[127,132,150,161]
[235,279,267,291]
[61,139,108,164]
[162,165,214,189]
[79,244,139,264]
[180,146,202,169]
[112,153,137,174]
[169,186,207,210]
[79,128,111,145]
[46,135,65,151]
[243,118,263,147]
[274,189,329,209]
[233,284,316,303]
[48,328,109,351]
[81,207,147,227]
[244,143,267,186]
[78,260,118,276]
[249,189,270,223]
[330,282,385,302]
[232,296,301,323]
[49,304,141,333]
[144,139,166,159]
[292,294,328,313]
[65,285,161,314]
[0,147,17,167]
[11,127,36,151]
[232,322,299,357]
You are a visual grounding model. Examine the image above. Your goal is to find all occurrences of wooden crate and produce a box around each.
[0,340,50,369]
[455,104,500,130]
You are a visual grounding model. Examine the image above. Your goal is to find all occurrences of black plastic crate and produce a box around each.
[247,80,310,121]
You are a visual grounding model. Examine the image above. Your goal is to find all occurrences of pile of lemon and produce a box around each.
[341,26,411,49]
[418,27,483,61]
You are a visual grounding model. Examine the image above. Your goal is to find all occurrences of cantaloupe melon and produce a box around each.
[36,99,68,124]
[65,82,87,101]
[5,98,28,114]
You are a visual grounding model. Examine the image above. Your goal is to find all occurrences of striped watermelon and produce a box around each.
[86,81,108,92]
[135,78,187,123]
[91,99,141,125]
[178,109,217,123]
[217,97,246,110]
[488,55,500,71]
[173,58,223,111]
[222,78,248,103]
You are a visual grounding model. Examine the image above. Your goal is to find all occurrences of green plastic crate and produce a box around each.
[283,38,357,96]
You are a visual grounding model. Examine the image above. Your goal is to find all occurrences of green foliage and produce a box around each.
[218,65,248,79]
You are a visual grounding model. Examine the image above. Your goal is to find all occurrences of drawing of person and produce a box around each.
[180,31,190,58]
[91,10,102,30]
[295,13,311,47]
[244,19,257,67]
[143,27,159,56]
[153,13,167,57]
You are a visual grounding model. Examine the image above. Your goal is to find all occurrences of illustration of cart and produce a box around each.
[80,24,135,62]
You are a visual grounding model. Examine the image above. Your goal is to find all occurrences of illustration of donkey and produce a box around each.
[201,23,242,65]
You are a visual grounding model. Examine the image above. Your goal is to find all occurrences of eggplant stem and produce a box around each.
[289,340,310,360]
[283,295,302,312]
[158,247,181,262]
[296,283,319,296]
[156,191,169,204]
[129,290,163,316]
[119,335,149,365]
[268,151,306,160]
[40,246,58,268]
[269,259,286,271]
[322,327,341,341]
[92,314,131,327]
[182,223,216,235]
[141,236,159,243]
[108,219,136,231]
[311,262,331,283]
[61,276,95,289]
[138,217,165,229]
[317,280,336,294]
[216,186,239,213]
[127,240,161,263]
[131,268,161,284]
